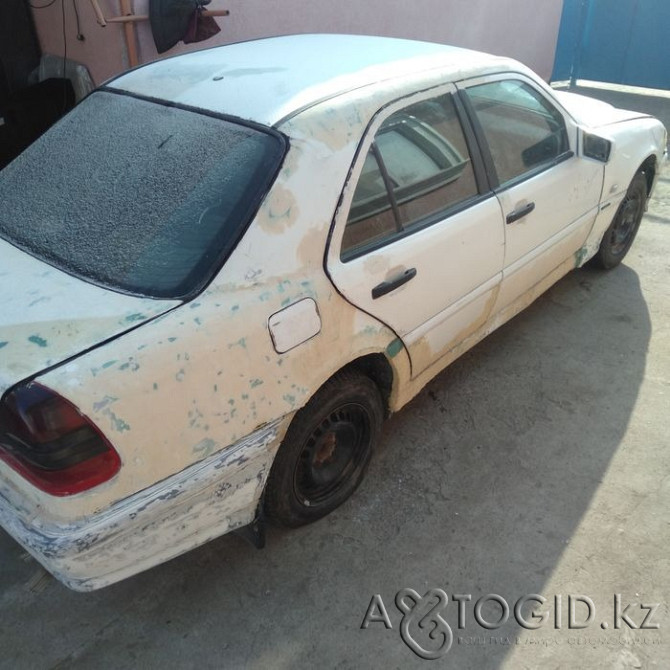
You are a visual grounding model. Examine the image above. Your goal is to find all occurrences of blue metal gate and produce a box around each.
[552,0,670,89]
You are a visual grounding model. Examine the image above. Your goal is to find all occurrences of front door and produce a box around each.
[458,75,603,311]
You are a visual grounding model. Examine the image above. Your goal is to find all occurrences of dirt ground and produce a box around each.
[1,87,668,669]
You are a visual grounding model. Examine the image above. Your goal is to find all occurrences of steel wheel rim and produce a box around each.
[611,192,643,255]
[294,403,371,507]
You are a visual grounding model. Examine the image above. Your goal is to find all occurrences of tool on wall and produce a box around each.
[88,0,230,67]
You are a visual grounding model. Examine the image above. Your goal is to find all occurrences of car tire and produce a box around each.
[264,368,383,527]
[592,172,647,269]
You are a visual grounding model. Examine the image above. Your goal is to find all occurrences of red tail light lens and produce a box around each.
[0,382,121,496]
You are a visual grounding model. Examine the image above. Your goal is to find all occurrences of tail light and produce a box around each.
[0,382,121,496]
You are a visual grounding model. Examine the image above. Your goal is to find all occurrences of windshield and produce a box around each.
[0,90,285,298]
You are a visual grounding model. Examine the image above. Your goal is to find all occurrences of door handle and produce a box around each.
[506,202,535,224]
[371,268,417,299]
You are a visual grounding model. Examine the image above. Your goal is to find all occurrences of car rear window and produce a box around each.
[0,90,285,299]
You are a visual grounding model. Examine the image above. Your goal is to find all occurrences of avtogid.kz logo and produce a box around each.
[360,591,661,660]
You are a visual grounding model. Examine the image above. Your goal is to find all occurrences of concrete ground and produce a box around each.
[1,88,668,670]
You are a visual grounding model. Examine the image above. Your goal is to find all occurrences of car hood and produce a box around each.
[0,240,180,395]
[553,90,650,128]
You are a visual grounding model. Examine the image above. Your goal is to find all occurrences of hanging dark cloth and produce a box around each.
[184,6,221,44]
[149,0,221,54]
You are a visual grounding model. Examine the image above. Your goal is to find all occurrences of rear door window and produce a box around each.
[341,93,479,259]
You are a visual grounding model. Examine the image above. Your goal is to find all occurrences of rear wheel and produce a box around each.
[592,172,647,269]
[265,369,383,527]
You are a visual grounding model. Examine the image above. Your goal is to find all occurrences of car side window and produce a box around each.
[341,94,479,260]
[464,80,570,186]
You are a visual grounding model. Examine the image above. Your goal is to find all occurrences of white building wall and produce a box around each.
[31,0,563,86]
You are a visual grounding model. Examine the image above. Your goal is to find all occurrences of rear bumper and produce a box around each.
[0,418,286,591]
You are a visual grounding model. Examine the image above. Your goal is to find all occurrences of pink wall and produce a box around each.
[31,0,563,85]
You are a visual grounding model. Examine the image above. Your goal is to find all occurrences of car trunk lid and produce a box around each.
[0,240,179,395]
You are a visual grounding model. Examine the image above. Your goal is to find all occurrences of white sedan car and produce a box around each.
[0,35,665,590]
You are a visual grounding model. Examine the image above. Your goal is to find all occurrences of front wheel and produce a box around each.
[592,172,647,269]
[264,369,383,527]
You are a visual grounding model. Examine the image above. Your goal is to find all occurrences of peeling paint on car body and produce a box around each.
[0,420,286,591]
[0,34,665,590]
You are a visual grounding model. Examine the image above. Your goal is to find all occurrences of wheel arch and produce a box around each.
[581,152,659,266]
[639,154,657,198]
[345,353,395,418]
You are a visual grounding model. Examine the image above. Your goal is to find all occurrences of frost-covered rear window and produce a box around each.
[0,90,285,299]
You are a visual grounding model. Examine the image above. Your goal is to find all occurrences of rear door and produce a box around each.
[327,85,505,377]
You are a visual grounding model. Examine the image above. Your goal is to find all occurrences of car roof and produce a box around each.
[109,34,515,127]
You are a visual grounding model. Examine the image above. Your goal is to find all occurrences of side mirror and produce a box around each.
[582,131,612,163]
